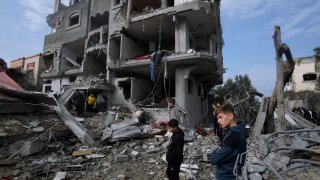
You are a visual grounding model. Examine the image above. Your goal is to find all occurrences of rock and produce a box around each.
[29,120,40,127]
[11,169,21,176]
[248,164,266,173]
[53,172,67,180]
[115,155,129,162]
[117,174,126,180]
[32,127,45,132]
[272,156,290,170]
[249,173,263,180]
[292,138,309,148]
[72,157,85,164]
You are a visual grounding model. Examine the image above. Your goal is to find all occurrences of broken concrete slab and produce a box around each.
[248,164,266,173]
[110,117,140,131]
[53,172,67,180]
[110,125,142,142]
[53,105,94,145]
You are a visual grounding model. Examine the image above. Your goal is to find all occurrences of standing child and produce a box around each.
[166,119,184,180]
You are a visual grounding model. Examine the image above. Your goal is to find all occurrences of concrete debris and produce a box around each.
[246,127,320,179]
[1,93,319,180]
[249,173,263,180]
[53,172,67,180]
[248,164,266,173]
[72,149,92,156]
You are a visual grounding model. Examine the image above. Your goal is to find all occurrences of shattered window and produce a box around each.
[56,16,63,28]
[303,73,317,81]
[67,11,81,29]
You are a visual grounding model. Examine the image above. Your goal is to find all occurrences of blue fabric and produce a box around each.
[150,63,155,81]
[210,122,248,179]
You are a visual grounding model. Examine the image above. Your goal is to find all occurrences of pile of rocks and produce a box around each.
[245,128,320,180]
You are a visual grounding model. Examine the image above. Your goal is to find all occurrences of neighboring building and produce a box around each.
[10,53,44,88]
[42,0,224,127]
[285,56,320,92]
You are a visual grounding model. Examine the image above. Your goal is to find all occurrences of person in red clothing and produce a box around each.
[166,119,184,180]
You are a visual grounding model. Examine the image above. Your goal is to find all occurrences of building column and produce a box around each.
[174,17,190,53]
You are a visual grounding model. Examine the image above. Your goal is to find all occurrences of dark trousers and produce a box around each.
[166,163,180,180]
[87,104,94,112]
[75,104,84,116]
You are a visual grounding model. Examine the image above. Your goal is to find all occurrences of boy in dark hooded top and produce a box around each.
[166,119,184,180]
[210,104,248,180]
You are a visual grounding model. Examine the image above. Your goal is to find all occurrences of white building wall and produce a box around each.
[292,59,318,92]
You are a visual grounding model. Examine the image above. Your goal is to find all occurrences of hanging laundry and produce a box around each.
[150,63,155,81]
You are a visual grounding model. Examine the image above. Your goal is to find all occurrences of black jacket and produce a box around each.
[166,128,184,165]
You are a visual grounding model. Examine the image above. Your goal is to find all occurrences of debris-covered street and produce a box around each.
[1,0,320,180]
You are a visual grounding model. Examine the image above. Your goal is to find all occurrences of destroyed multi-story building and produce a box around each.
[41,0,224,127]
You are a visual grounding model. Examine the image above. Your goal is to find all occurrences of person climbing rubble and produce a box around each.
[71,89,85,116]
[166,119,184,180]
[86,93,96,112]
[210,104,248,180]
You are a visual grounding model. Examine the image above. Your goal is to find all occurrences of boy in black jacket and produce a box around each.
[166,119,184,180]
[210,104,248,180]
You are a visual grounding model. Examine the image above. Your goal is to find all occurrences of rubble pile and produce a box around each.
[245,128,320,180]
[0,106,221,179]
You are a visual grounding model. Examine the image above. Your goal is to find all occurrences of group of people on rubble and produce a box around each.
[71,90,108,116]
[166,103,248,180]
[292,106,320,125]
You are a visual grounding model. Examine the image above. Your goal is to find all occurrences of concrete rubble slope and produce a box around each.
[1,101,320,179]
[0,109,220,179]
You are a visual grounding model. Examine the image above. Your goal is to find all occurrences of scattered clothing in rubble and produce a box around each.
[166,119,185,180]
[150,63,155,81]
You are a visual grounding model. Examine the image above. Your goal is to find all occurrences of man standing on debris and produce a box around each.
[210,104,248,180]
[166,119,184,180]
[72,90,85,116]
[86,93,96,112]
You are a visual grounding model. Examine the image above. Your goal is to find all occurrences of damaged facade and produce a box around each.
[285,56,320,92]
[42,0,223,127]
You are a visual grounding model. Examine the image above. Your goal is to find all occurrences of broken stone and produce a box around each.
[272,156,290,170]
[102,162,111,167]
[11,169,21,176]
[117,174,126,180]
[32,127,45,132]
[292,138,309,148]
[115,155,129,162]
[20,140,46,157]
[247,164,266,173]
[72,157,85,164]
[29,120,40,127]
[131,150,139,156]
[249,173,263,180]
[129,142,137,148]
[53,172,67,180]
[85,154,105,159]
